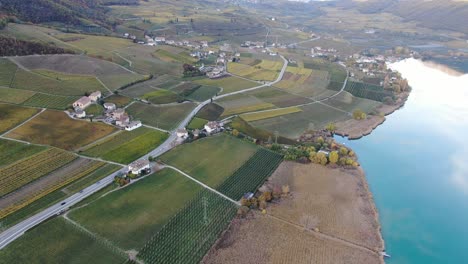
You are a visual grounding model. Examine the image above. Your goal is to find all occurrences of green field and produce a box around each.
[69,169,203,250]
[0,104,40,134]
[195,103,224,121]
[126,102,196,130]
[0,59,18,86]
[187,117,208,129]
[161,134,258,187]
[217,94,276,117]
[103,94,132,107]
[247,87,312,108]
[240,107,302,122]
[0,139,47,167]
[6,110,117,150]
[81,127,168,164]
[250,103,348,138]
[217,148,283,200]
[10,69,106,96]
[323,91,381,113]
[62,164,121,194]
[141,89,181,104]
[137,189,238,264]
[344,81,391,102]
[194,76,258,94]
[12,54,146,91]
[186,86,221,102]
[0,87,36,104]
[22,93,79,110]
[0,217,126,264]
[228,117,295,144]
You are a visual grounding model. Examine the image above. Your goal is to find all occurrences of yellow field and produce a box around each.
[228,59,281,82]
[240,107,302,122]
[221,103,275,117]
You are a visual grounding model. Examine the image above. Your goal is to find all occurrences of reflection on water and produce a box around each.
[336,58,468,264]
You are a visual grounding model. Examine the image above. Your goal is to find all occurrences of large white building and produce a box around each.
[128,159,150,175]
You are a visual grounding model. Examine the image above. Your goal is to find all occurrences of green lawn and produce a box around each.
[0,138,47,167]
[160,134,258,187]
[81,127,168,164]
[69,168,203,250]
[187,117,208,129]
[141,89,181,104]
[0,217,126,264]
[0,104,40,134]
[0,87,35,104]
[186,85,220,102]
[126,102,196,130]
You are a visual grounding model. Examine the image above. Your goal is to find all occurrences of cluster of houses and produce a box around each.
[310,46,337,58]
[176,121,224,140]
[72,91,102,118]
[139,35,211,50]
[103,105,142,131]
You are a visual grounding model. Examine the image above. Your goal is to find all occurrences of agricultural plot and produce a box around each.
[217,94,276,117]
[62,164,120,194]
[114,45,182,76]
[187,117,208,130]
[240,107,302,122]
[194,76,258,94]
[5,110,117,150]
[126,102,196,130]
[10,69,107,96]
[229,117,295,145]
[103,94,132,107]
[228,61,279,81]
[119,76,176,98]
[344,81,391,102]
[247,87,312,107]
[22,93,79,110]
[250,103,348,138]
[0,104,40,134]
[137,189,238,264]
[323,91,381,113]
[196,103,224,121]
[0,139,46,167]
[0,158,106,219]
[81,127,168,164]
[303,59,347,91]
[0,59,18,86]
[69,169,203,250]
[0,217,126,264]
[141,89,181,104]
[0,148,76,197]
[217,149,283,200]
[275,66,332,97]
[161,135,258,187]
[186,86,220,102]
[0,87,35,104]
[12,55,146,91]
[153,46,196,64]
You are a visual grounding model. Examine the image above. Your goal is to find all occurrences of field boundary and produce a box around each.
[164,165,240,206]
[0,108,45,137]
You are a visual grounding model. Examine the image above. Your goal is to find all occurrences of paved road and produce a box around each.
[0,54,289,250]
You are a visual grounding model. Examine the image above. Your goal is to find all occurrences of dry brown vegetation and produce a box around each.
[203,162,383,264]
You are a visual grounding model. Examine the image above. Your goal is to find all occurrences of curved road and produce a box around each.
[0,54,289,250]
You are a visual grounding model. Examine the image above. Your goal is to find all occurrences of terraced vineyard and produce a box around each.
[217,149,283,200]
[344,81,392,102]
[0,160,106,219]
[0,148,76,197]
[137,189,238,264]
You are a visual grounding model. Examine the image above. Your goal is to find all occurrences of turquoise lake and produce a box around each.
[336,59,468,264]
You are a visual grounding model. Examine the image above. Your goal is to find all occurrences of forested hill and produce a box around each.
[0,0,140,30]
[339,0,468,35]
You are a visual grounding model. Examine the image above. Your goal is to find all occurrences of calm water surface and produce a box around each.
[336,59,468,264]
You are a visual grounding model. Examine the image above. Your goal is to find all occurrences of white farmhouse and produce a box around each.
[128,159,150,175]
[89,91,102,102]
[73,96,92,110]
[125,121,142,131]
[176,128,189,138]
[204,121,222,134]
[75,109,86,118]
